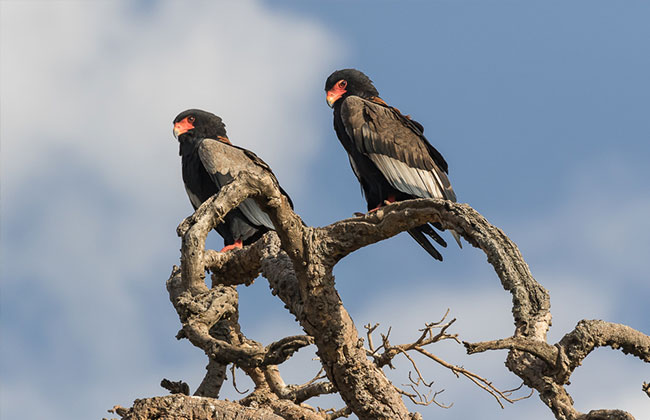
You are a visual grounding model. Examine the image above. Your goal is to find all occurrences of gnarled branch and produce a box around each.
[120,169,647,420]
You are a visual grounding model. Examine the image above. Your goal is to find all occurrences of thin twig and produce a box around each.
[301,366,327,387]
[319,406,352,420]
[230,365,249,395]
[364,323,380,353]
[416,347,531,408]
[396,385,451,408]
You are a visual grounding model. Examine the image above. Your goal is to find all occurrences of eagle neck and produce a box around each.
[178,135,204,157]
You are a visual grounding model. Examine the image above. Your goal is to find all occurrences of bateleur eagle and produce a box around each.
[325,69,461,261]
[173,109,293,251]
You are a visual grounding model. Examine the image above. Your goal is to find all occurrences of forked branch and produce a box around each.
[140,172,647,420]
[365,318,531,410]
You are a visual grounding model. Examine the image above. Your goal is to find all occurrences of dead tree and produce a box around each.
[112,170,649,420]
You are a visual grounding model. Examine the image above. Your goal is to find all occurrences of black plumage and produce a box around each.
[325,69,461,260]
[173,109,293,251]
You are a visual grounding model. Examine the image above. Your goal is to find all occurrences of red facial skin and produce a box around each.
[220,239,243,252]
[326,79,348,107]
[173,116,195,137]
[174,116,240,252]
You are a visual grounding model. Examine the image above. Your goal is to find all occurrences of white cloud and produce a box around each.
[338,159,650,418]
[223,154,649,419]
[1,2,341,420]
[1,0,340,201]
[512,157,650,288]
[569,349,648,419]
[350,277,646,419]
[2,2,647,420]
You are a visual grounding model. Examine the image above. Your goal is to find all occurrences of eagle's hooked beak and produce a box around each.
[326,80,347,108]
[173,117,194,138]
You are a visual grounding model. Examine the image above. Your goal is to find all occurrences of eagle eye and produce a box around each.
[187,116,196,123]
[338,80,347,89]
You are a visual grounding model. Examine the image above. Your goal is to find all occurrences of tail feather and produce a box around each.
[407,227,443,261]
[451,231,463,248]
[432,222,462,249]
[418,223,447,248]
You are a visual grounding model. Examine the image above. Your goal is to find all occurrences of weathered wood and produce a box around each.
[116,172,647,420]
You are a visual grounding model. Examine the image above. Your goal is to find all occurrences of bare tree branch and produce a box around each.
[465,336,558,366]
[318,199,551,339]
[557,320,650,377]
[466,321,650,386]
[321,406,353,420]
[160,379,190,396]
[264,365,336,403]
[120,394,284,420]
[194,359,227,397]
[363,318,532,410]
[116,171,646,420]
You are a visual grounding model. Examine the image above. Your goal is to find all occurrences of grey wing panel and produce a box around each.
[198,138,254,179]
[240,147,295,208]
[340,96,452,200]
[197,139,224,176]
[197,138,242,189]
[229,216,258,242]
[198,139,274,230]
[238,198,274,230]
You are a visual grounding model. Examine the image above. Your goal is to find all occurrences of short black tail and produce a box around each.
[432,221,462,248]
[407,223,447,261]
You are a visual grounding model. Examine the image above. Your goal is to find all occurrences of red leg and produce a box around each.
[384,195,396,206]
[220,239,243,252]
[368,196,397,213]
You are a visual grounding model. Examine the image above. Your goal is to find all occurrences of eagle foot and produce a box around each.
[219,239,243,253]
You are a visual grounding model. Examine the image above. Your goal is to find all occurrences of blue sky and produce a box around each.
[1,1,648,419]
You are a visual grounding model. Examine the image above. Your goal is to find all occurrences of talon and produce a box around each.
[369,196,396,213]
[219,239,243,252]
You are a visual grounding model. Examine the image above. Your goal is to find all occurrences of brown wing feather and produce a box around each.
[340,96,455,201]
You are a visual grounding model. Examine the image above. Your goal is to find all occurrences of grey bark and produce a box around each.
[114,172,648,420]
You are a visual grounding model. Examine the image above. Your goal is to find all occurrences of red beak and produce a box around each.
[173,117,194,138]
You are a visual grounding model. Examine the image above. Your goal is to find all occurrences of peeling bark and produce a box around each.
[120,394,283,420]
[115,172,647,420]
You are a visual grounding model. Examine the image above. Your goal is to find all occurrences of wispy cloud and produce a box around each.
[1,2,340,419]
[340,157,650,419]
[2,2,647,420]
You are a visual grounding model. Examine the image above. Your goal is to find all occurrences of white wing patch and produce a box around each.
[238,198,275,230]
[198,139,275,230]
[368,153,444,199]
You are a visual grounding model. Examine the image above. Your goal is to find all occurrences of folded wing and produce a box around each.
[340,96,456,203]
[340,96,462,250]
[197,139,275,230]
